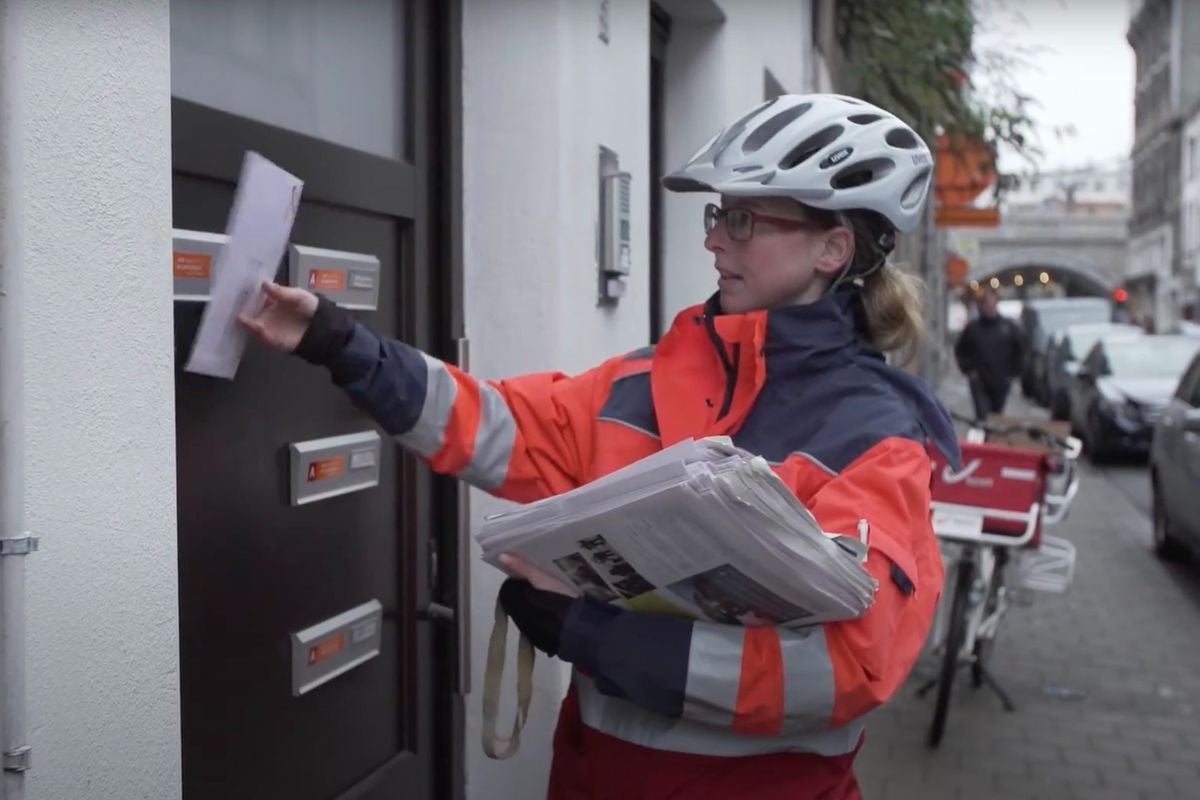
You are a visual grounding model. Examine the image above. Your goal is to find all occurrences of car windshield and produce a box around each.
[1104,338,1200,379]
[1040,304,1111,334]
[1068,327,1137,360]
[1030,302,1111,349]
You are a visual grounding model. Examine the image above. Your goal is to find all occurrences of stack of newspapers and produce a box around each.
[477,437,878,629]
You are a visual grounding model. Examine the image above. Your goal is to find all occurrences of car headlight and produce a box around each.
[1099,397,1141,424]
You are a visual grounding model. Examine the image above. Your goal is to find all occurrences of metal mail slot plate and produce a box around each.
[291,599,383,696]
[172,229,229,302]
[289,431,382,506]
[288,244,380,310]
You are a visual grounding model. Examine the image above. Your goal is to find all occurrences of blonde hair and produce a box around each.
[861,263,926,364]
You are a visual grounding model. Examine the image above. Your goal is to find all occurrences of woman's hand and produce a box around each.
[499,554,578,597]
[239,281,319,353]
[497,556,579,658]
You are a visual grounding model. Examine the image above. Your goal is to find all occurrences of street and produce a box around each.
[854,383,1200,800]
[1105,463,1152,519]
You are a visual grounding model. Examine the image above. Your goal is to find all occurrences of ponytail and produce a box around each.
[861,263,926,364]
[835,208,926,364]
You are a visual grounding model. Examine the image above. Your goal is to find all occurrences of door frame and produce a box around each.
[429,1,468,799]
[649,3,671,343]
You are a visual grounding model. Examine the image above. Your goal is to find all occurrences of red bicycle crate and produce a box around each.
[930,441,1051,548]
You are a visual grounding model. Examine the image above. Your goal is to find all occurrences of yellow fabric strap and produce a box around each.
[481,594,535,759]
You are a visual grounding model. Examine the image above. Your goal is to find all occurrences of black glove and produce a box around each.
[295,294,356,366]
[498,578,574,656]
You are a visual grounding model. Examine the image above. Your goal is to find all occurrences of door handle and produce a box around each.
[419,602,455,623]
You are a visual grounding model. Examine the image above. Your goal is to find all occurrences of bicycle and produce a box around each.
[918,413,1083,747]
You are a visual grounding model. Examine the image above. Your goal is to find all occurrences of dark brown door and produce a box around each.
[649,3,671,343]
[170,1,447,797]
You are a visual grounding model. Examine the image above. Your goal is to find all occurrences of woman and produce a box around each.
[242,93,959,799]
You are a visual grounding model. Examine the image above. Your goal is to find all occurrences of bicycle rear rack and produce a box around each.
[931,501,1040,548]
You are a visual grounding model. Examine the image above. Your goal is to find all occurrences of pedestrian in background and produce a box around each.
[954,288,1023,420]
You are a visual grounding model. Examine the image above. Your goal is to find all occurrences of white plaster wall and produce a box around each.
[0,1,180,798]
[462,2,604,798]
[714,0,812,98]
[553,0,651,370]
[461,1,652,796]
[659,15,730,332]
[659,0,817,335]
[461,2,818,796]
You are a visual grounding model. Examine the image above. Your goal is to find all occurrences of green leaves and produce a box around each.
[836,0,1042,174]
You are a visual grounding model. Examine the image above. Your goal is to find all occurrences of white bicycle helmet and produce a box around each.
[662,93,933,233]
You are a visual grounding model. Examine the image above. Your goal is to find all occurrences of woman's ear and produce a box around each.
[814,226,855,278]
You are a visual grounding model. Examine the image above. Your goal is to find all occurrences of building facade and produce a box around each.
[1126,0,1200,329]
[1182,108,1200,317]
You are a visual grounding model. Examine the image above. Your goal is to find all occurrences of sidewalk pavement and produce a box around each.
[853,377,1200,799]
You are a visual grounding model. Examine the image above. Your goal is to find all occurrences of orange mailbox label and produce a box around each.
[173,251,212,279]
[308,269,346,292]
[307,456,346,482]
[308,633,345,666]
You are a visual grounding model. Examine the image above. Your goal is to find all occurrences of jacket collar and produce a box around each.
[703,287,866,363]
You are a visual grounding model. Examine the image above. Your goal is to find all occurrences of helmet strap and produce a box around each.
[828,229,895,293]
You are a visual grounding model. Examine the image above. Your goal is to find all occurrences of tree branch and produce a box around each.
[835,0,1043,184]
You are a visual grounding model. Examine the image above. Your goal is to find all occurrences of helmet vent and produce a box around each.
[848,113,883,125]
[831,157,896,189]
[779,124,845,169]
[705,99,778,165]
[743,103,813,153]
[900,168,932,208]
[885,127,922,149]
[729,98,778,131]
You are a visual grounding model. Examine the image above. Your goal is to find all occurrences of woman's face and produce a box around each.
[703,195,853,314]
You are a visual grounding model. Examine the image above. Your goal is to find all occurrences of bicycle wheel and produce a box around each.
[929,556,974,748]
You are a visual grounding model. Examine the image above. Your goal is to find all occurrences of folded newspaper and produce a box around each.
[478,437,879,630]
[478,437,880,759]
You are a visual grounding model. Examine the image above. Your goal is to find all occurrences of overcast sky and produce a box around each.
[974,0,1135,172]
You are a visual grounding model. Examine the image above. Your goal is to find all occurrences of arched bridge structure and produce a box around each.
[947,210,1127,297]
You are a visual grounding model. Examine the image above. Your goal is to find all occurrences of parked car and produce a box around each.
[1150,351,1200,560]
[1044,322,1142,420]
[1168,320,1200,337]
[1019,297,1113,402]
[1069,334,1200,461]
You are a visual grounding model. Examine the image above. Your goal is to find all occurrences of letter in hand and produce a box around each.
[238,281,319,353]
[499,554,579,598]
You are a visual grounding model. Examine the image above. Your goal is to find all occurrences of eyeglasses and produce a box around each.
[703,202,817,242]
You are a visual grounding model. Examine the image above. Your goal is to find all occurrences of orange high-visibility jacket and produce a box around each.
[321,289,960,798]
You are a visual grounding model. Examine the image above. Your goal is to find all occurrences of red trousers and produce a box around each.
[546,690,863,800]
